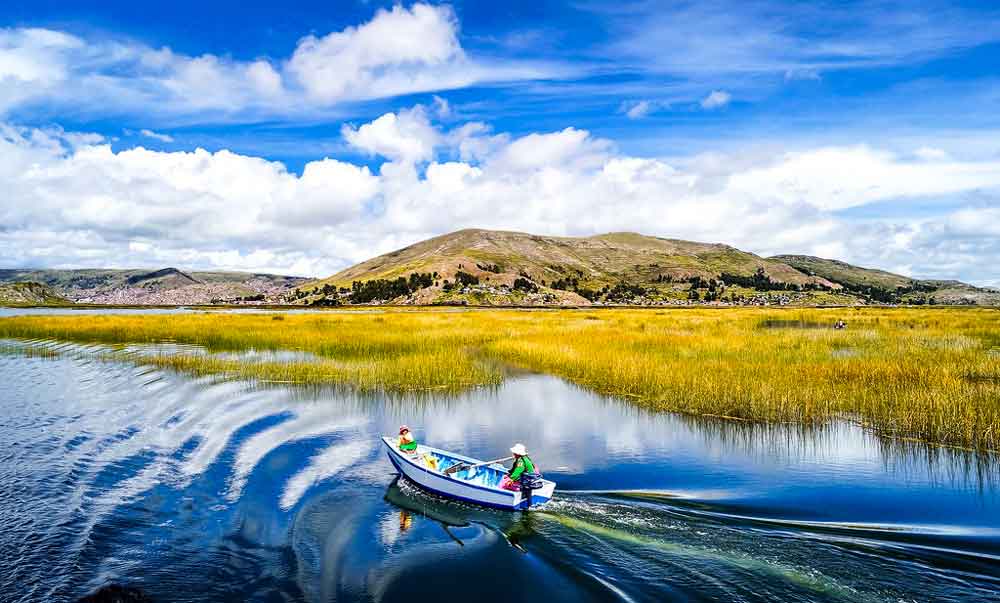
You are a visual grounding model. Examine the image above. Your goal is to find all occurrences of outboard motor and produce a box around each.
[519,472,544,508]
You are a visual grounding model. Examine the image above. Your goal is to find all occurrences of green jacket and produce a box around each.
[398,435,417,452]
[509,455,536,481]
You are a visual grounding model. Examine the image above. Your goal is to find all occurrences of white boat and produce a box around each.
[381,436,556,510]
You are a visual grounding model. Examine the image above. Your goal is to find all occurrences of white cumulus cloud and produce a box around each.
[2,112,1000,286]
[0,4,557,123]
[342,105,441,163]
[288,4,464,102]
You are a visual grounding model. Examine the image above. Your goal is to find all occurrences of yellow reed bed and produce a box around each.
[1,307,997,450]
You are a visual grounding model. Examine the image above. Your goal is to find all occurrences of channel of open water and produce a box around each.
[1,314,999,602]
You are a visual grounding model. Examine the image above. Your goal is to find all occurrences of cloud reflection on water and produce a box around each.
[3,343,1000,602]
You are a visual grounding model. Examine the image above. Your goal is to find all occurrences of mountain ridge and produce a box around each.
[771,254,1000,306]
[0,268,309,305]
[312,228,830,284]
[294,228,995,306]
[0,282,71,306]
[4,231,992,307]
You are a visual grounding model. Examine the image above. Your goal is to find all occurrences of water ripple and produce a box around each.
[0,342,998,602]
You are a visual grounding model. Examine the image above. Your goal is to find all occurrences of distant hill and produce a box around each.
[6,233,991,308]
[773,255,1000,306]
[292,228,996,307]
[124,267,200,288]
[0,268,309,305]
[319,229,832,285]
[293,229,853,306]
[770,255,912,291]
[0,282,71,306]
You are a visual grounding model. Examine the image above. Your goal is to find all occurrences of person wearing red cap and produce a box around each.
[397,425,418,453]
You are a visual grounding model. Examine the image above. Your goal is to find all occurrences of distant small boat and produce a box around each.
[381,437,556,510]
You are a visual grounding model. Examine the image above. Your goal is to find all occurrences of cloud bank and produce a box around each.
[0,4,555,122]
[3,109,999,286]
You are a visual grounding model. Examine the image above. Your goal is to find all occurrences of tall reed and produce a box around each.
[1,307,997,450]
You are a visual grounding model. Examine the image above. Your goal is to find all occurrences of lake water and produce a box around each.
[1,342,999,602]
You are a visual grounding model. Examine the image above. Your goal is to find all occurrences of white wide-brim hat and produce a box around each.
[510,443,527,456]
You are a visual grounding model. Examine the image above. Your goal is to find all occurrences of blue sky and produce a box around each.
[1,1,999,284]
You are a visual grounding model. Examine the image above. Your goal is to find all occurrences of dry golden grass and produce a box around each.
[1,307,998,450]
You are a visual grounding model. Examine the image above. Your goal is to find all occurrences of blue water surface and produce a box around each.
[1,342,998,602]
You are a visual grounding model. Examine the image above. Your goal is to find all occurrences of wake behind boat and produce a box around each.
[381,436,556,510]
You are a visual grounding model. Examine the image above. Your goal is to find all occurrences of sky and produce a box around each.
[1,1,999,285]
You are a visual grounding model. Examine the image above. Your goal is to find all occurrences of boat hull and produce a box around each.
[382,437,555,510]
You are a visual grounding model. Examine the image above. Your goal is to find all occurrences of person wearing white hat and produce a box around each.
[500,443,537,491]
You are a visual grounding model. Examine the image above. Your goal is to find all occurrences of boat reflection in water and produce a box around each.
[383,477,538,552]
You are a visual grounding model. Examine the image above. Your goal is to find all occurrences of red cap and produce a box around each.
[399,425,410,434]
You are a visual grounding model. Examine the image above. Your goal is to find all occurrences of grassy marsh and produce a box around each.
[1,307,998,450]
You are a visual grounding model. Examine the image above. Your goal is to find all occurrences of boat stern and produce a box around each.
[516,478,557,509]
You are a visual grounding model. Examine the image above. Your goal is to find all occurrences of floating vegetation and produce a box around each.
[0,307,998,450]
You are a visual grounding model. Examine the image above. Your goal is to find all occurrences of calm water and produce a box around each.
[1,343,999,602]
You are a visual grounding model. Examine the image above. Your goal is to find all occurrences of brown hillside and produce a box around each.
[311,229,835,290]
